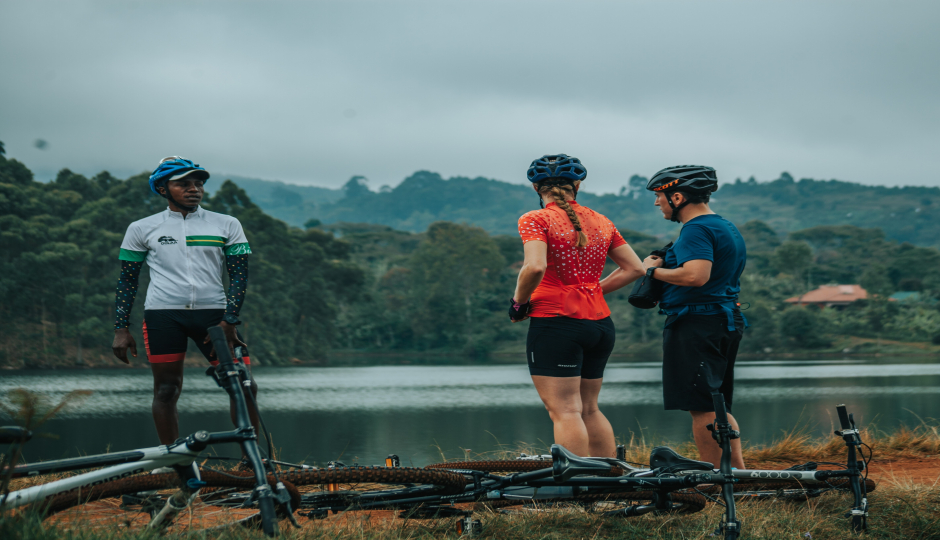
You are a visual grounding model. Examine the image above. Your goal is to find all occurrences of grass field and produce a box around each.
[3,423,938,540]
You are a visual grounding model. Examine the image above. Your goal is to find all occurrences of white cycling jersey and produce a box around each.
[118,206,251,310]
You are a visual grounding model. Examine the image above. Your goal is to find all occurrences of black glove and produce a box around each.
[508,298,532,322]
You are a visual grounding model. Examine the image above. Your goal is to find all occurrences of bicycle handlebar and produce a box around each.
[836,405,851,430]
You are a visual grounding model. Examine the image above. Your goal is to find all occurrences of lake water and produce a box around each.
[2,357,938,467]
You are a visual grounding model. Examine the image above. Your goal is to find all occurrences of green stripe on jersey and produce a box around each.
[186,235,227,247]
[119,248,148,262]
[225,243,252,255]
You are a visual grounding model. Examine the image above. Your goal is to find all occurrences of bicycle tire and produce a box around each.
[279,466,468,494]
[279,466,469,513]
[426,459,622,476]
[38,470,300,532]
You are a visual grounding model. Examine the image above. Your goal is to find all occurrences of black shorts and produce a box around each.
[143,309,249,365]
[526,316,615,379]
[662,312,744,412]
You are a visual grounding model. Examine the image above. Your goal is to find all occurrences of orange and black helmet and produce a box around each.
[647,165,718,194]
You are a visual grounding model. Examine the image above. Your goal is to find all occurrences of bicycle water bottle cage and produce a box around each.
[649,447,714,474]
[551,444,615,482]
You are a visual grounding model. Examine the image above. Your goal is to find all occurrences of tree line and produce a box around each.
[1,149,938,367]
[227,169,940,249]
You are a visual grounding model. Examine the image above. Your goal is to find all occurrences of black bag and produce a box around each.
[628,242,673,309]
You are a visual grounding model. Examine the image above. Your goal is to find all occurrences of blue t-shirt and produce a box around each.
[659,214,747,309]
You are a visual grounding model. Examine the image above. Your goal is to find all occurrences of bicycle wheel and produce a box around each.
[426,459,623,476]
[277,466,468,514]
[38,470,300,533]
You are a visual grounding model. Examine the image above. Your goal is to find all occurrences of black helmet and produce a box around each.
[647,165,717,223]
[646,165,717,194]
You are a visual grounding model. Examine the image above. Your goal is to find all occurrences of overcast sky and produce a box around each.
[2,1,938,193]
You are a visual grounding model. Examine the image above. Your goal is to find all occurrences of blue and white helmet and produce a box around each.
[149,156,210,196]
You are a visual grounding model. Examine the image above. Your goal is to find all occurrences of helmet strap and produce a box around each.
[162,187,198,213]
[666,192,691,223]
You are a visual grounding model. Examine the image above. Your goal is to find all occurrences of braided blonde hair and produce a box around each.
[537,180,588,248]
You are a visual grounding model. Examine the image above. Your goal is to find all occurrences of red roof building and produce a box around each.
[785,284,868,308]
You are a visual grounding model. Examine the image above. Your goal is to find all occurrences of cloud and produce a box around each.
[1,0,938,191]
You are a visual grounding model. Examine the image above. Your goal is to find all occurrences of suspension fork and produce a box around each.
[708,392,741,539]
[836,405,867,533]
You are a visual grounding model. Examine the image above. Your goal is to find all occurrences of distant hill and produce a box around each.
[226,171,940,247]
[214,175,343,227]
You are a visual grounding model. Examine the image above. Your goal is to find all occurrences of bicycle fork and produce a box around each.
[836,405,868,534]
[708,393,741,540]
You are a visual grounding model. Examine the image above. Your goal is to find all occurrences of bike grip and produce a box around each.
[712,393,729,423]
[836,405,851,430]
[207,326,235,368]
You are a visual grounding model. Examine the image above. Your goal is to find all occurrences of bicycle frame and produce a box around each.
[0,428,253,510]
[1,327,283,536]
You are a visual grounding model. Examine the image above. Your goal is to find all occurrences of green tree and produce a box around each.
[779,306,830,348]
[771,240,813,284]
[860,265,893,297]
[406,222,506,353]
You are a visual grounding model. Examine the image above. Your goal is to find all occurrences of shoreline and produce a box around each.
[2,349,937,370]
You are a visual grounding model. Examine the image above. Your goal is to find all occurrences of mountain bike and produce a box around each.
[426,394,874,537]
[0,326,293,536]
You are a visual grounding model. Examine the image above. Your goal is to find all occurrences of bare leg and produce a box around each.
[690,410,745,469]
[579,378,615,457]
[531,375,589,456]
[151,361,185,445]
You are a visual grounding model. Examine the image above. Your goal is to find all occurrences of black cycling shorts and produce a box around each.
[526,316,616,379]
[143,309,249,365]
[662,312,744,412]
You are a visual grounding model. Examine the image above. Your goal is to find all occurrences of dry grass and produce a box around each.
[4,424,938,539]
[4,479,939,539]
[428,419,939,470]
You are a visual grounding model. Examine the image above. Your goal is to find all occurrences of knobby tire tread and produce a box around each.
[36,470,300,516]
[278,466,467,494]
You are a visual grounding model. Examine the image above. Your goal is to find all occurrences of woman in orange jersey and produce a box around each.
[509,154,645,458]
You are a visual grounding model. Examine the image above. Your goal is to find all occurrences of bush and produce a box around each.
[779,306,830,348]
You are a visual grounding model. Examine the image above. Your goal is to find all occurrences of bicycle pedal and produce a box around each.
[455,517,482,536]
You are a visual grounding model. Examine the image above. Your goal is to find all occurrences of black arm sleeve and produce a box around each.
[225,254,249,318]
[114,260,143,329]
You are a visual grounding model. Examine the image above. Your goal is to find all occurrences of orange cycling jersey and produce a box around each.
[518,201,626,320]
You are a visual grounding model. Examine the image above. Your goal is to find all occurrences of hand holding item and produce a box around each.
[508,298,532,322]
[643,255,664,271]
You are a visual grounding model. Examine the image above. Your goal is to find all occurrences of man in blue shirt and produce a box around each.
[642,165,748,469]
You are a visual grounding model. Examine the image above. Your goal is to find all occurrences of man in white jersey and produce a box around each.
[111,157,258,449]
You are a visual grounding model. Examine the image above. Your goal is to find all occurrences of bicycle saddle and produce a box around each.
[649,446,714,473]
[551,444,614,482]
[0,426,32,445]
